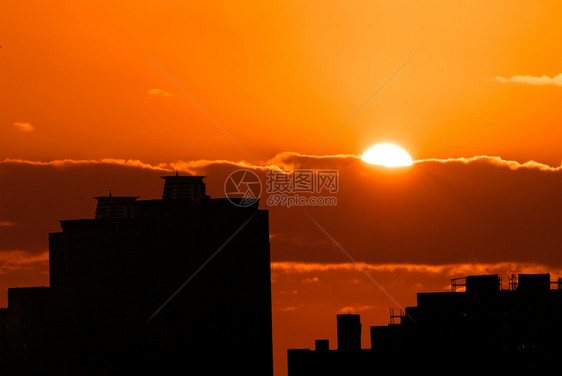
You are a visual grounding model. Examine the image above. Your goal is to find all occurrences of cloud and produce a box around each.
[2,152,559,175]
[0,250,49,274]
[305,276,319,283]
[272,261,562,277]
[12,122,34,132]
[278,306,297,312]
[336,305,375,314]
[147,88,174,97]
[2,152,562,268]
[0,221,15,227]
[1,157,171,171]
[492,73,562,87]
[266,152,562,172]
[416,155,562,171]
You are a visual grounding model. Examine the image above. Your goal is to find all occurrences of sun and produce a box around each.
[361,143,413,167]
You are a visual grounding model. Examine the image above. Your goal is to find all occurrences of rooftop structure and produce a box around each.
[161,174,209,201]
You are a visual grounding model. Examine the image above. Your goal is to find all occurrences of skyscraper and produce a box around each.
[2,175,272,375]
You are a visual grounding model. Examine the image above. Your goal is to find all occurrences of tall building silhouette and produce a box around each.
[1,175,272,375]
[288,273,562,375]
[336,314,361,352]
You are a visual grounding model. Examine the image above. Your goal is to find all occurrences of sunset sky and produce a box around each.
[2,1,562,375]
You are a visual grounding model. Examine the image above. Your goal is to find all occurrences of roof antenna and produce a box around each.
[175,169,179,177]
[109,189,112,197]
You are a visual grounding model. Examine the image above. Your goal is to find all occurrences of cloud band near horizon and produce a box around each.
[2,152,561,173]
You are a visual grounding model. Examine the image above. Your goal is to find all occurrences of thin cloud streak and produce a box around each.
[272,261,562,276]
[492,73,562,86]
[414,155,562,171]
[0,158,172,171]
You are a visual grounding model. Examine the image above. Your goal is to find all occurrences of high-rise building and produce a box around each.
[2,175,272,375]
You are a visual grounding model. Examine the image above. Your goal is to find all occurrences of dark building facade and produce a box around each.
[1,175,273,375]
[336,313,361,352]
[289,274,562,375]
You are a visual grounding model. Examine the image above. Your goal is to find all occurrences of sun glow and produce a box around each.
[361,143,413,167]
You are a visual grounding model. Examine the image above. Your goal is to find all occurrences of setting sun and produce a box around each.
[361,143,414,167]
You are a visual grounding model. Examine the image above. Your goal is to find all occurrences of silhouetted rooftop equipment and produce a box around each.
[161,174,210,201]
[450,277,466,292]
[93,195,139,219]
[509,273,553,291]
[451,275,501,293]
[389,308,404,325]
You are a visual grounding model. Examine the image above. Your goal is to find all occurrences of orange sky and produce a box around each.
[2,1,562,164]
[2,2,562,375]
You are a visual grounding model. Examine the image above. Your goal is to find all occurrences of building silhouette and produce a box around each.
[1,175,272,375]
[336,313,361,352]
[288,274,562,375]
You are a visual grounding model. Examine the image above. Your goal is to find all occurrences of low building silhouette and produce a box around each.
[288,314,375,375]
[288,273,562,375]
[1,175,272,375]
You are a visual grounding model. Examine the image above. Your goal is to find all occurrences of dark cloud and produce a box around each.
[1,153,561,269]
[265,154,562,266]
